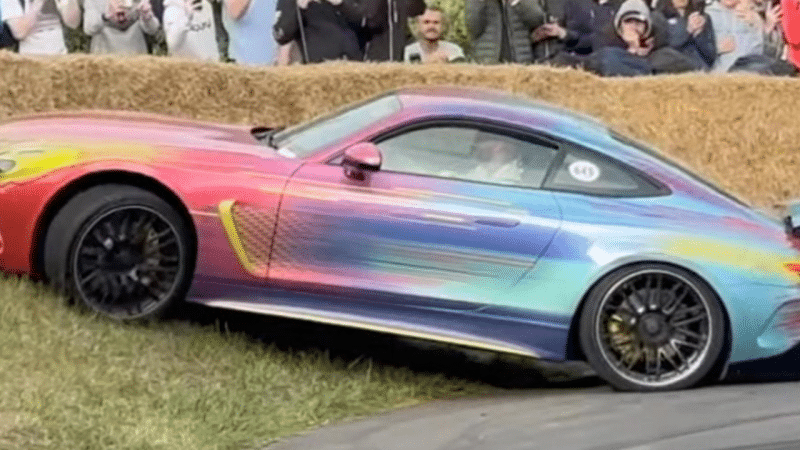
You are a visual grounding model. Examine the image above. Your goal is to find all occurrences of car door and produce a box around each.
[268,122,564,307]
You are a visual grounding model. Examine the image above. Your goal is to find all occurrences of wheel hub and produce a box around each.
[103,244,143,272]
[638,313,671,345]
[72,205,182,317]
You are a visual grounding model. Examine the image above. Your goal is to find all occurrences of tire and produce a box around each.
[44,184,194,320]
[579,263,726,392]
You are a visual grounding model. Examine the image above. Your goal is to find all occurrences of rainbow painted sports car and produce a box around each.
[1,87,799,391]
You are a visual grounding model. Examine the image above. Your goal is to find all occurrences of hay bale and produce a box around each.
[0,51,798,209]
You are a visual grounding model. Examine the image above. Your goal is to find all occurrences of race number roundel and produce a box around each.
[568,160,600,182]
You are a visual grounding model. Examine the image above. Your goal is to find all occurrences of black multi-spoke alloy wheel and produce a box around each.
[44,184,193,320]
[579,264,725,391]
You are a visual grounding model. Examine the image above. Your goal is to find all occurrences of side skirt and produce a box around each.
[187,279,572,361]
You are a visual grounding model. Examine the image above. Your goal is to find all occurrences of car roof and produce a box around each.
[392,86,611,138]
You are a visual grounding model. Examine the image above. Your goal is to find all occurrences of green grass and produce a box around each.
[0,274,485,450]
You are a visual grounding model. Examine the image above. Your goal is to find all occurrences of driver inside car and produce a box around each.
[465,138,524,184]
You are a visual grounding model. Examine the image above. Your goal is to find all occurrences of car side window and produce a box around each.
[375,125,559,188]
[545,149,658,196]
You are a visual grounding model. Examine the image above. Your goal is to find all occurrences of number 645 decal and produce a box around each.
[568,160,601,183]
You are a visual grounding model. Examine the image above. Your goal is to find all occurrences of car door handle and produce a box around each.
[475,217,520,228]
[418,212,471,225]
[415,213,520,228]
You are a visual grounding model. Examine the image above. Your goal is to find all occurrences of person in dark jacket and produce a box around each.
[534,0,621,57]
[466,0,546,63]
[358,0,425,61]
[588,0,698,74]
[662,0,716,70]
[0,22,15,48]
[590,0,659,75]
[273,0,363,63]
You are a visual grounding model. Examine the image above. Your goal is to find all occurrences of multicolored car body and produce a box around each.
[1,87,799,391]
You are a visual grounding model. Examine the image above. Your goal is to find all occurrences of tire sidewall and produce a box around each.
[44,184,193,320]
[579,263,726,392]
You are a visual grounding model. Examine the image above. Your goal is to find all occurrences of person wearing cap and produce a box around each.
[589,0,658,74]
[589,0,698,74]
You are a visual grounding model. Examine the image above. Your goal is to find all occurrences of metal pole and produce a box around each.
[295,2,310,63]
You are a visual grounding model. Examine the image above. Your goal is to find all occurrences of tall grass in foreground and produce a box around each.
[0,275,484,450]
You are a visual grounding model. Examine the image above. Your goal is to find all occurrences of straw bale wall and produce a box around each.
[0,51,797,210]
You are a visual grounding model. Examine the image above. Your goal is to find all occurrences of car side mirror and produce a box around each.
[342,143,382,181]
[785,202,800,237]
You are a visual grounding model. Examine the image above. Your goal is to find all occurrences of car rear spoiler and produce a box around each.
[785,201,800,237]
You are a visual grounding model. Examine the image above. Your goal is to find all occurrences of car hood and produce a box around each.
[0,110,278,162]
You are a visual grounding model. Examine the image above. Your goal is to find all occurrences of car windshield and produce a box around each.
[610,130,751,208]
[270,93,403,158]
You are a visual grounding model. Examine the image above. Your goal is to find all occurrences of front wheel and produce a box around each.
[44,184,194,320]
[579,264,726,391]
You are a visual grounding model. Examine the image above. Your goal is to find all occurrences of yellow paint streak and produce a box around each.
[669,237,800,283]
[217,199,268,277]
[0,141,164,184]
[0,146,83,182]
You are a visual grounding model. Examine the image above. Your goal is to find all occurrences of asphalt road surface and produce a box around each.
[185,306,800,450]
[267,379,800,450]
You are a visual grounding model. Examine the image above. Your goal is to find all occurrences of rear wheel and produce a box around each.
[579,264,725,391]
[44,184,193,320]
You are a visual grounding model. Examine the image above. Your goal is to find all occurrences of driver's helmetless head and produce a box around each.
[476,139,519,165]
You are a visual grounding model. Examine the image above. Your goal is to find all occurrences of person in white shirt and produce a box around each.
[0,0,80,54]
[163,0,220,61]
[404,7,465,63]
[84,0,161,55]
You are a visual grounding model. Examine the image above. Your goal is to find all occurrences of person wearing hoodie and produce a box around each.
[591,0,657,75]
[663,0,717,70]
[782,0,800,69]
[466,0,546,63]
[589,0,697,75]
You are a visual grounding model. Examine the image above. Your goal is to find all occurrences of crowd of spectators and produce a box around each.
[0,0,798,76]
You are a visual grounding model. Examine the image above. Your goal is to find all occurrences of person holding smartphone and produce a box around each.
[1,0,80,54]
[272,0,363,64]
[163,0,220,60]
[84,0,161,54]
